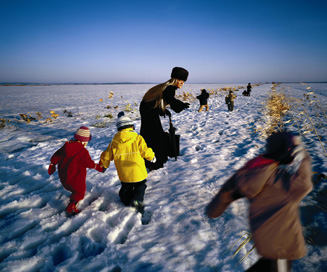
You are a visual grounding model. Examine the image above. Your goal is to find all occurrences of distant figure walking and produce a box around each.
[225,90,237,111]
[196,89,210,112]
[247,83,252,96]
[139,67,190,171]
[242,90,249,96]
[206,131,312,272]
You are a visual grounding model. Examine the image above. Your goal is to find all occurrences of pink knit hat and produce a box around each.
[74,126,92,142]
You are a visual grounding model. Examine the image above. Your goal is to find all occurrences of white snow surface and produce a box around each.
[0,83,326,272]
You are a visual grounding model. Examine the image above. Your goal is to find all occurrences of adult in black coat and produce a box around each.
[139,67,190,170]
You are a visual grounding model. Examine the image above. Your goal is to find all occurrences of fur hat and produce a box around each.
[74,126,92,142]
[171,67,188,81]
[116,112,133,130]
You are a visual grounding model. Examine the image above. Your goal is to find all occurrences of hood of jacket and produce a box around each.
[111,128,138,149]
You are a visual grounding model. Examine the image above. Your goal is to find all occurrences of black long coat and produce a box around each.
[140,85,187,170]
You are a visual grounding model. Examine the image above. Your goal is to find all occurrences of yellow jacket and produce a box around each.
[100,128,155,182]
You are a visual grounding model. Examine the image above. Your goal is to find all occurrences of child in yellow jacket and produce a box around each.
[100,112,155,212]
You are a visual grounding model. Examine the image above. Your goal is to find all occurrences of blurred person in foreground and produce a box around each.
[206,131,312,272]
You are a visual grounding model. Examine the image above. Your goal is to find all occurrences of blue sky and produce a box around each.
[0,0,326,83]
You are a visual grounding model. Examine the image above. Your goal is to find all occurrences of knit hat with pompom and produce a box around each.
[116,112,134,130]
[74,126,92,142]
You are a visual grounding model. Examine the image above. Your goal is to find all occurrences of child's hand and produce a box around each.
[95,164,106,173]
[48,164,56,175]
[150,156,156,163]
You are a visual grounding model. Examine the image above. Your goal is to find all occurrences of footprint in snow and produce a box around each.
[107,210,137,244]
[141,209,152,225]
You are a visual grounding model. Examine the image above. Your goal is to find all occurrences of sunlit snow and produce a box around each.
[0,83,326,271]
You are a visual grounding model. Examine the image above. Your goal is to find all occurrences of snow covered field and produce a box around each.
[0,83,326,272]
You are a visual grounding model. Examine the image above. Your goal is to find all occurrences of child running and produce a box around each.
[100,112,155,213]
[48,126,104,216]
[196,89,210,112]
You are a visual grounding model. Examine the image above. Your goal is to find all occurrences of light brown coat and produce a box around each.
[206,154,312,260]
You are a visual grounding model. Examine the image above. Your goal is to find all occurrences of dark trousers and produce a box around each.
[119,180,147,206]
[228,101,234,111]
[246,258,292,272]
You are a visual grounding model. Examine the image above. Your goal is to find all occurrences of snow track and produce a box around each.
[0,83,326,271]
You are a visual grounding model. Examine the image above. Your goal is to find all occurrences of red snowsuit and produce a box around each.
[49,141,103,202]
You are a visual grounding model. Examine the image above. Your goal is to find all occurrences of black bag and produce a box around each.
[165,132,180,160]
[165,115,180,160]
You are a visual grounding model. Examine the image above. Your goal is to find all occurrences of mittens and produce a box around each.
[150,156,157,163]
[48,164,56,175]
[95,163,106,173]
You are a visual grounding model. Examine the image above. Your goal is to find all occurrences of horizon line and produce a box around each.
[1,81,327,86]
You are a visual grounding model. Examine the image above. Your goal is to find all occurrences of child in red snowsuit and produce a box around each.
[48,126,103,215]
